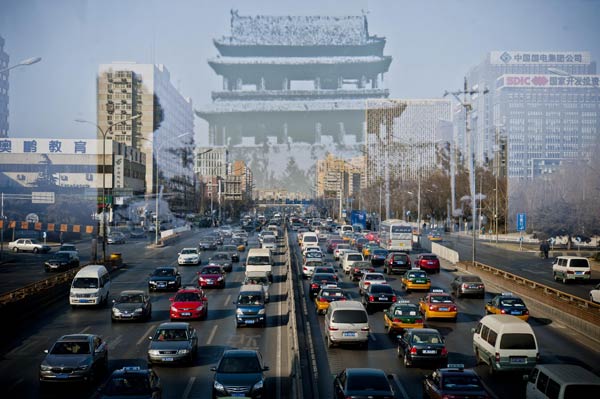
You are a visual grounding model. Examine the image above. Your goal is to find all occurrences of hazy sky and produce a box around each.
[2,0,600,145]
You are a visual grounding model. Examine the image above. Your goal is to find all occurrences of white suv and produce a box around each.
[552,256,591,284]
[341,252,365,274]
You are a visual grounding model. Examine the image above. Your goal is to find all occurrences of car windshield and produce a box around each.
[337,245,350,250]
[153,268,175,277]
[409,271,427,278]
[218,356,262,373]
[346,374,390,391]
[223,245,237,251]
[213,254,229,260]
[60,245,76,251]
[72,277,98,289]
[245,277,268,285]
[499,333,536,349]
[412,333,442,344]
[174,292,202,302]
[461,276,481,282]
[570,259,589,268]
[331,310,368,323]
[51,341,91,355]
[443,375,483,391]
[421,255,438,261]
[154,328,188,341]
[117,294,144,303]
[181,249,197,254]
[394,306,418,316]
[500,298,525,307]
[247,256,270,265]
[373,250,387,255]
[370,285,393,293]
[53,253,70,260]
[202,267,221,274]
[104,375,151,395]
[430,295,453,303]
[238,294,263,305]
[366,274,384,281]
[348,254,363,261]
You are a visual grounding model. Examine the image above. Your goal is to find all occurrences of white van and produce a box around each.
[324,300,369,348]
[69,265,111,307]
[552,256,591,284]
[524,364,600,398]
[472,314,538,374]
[301,232,319,251]
[246,248,273,281]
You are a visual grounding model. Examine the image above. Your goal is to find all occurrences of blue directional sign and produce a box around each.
[517,213,527,232]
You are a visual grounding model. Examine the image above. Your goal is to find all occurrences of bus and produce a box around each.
[379,219,413,252]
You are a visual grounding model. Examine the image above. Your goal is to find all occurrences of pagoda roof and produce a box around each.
[196,99,373,116]
[208,55,391,66]
[216,10,383,47]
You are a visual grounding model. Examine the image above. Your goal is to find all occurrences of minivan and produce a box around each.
[301,232,319,251]
[552,256,591,284]
[324,300,369,348]
[246,248,273,281]
[69,265,111,307]
[524,364,600,398]
[234,284,266,327]
[472,314,538,374]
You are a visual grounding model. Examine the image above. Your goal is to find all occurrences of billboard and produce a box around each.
[496,74,600,88]
[490,51,591,65]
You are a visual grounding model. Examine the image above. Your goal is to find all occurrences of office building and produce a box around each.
[97,62,194,210]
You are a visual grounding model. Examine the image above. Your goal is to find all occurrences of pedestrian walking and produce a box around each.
[540,241,550,259]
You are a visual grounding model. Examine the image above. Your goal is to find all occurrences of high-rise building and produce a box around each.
[196,11,392,192]
[0,36,9,137]
[464,51,597,167]
[194,146,228,178]
[316,153,363,201]
[97,62,195,210]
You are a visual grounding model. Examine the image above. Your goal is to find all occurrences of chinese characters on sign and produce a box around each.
[497,74,600,88]
[491,51,590,65]
[0,139,98,154]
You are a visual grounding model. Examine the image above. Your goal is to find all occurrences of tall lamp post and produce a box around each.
[0,56,41,74]
[75,114,140,263]
[444,78,488,266]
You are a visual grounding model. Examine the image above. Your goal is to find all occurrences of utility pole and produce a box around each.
[444,78,488,266]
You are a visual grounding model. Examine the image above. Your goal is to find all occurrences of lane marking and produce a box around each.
[391,373,410,399]
[108,334,123,350]
[224,294,232,306]
[78,326,91,334]
[137,324,156,346]
[7,377,24,394]
[207,324,218,345]
[181,376,196,399]
[369,333,377,342]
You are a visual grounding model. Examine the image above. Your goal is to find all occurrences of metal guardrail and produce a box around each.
[462,261,600,326]
[285,229,303,399]
[0,266,82,306]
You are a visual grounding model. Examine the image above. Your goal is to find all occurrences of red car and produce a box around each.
[197,265,226,288]
[415,254,441,274]
[169,287,208,320]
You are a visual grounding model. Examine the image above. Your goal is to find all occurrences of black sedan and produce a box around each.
[423,364,491,399]
[308,273,338,297]
[396,328,448,368]
[148,266,181,291]
[111,290,152,321]
[208,252,233,272]
[333,368,394,399]
[361,284,397,313]
[44,251,79,272]
[211,349,268,398]
[98,366,161,399]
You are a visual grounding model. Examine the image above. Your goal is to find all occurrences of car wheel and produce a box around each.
[562,276,568,284]
[488,358,495,375]
[475,349,483,365]
[396,345,402,357]
[553,273,559,281]
[33,247,39,254]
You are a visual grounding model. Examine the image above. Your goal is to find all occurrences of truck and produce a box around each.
[350,210,367,231]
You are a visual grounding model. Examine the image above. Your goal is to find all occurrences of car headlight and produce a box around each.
[170,306,178,312]
[148,280,156,285]
[112,308,120,314]
[258,308,266,315]
[196,306,204,311]
[177,349,189,354]
[236,309,244,315]
[148,350,160,355]
[253,379,264,391]
[40,364,52,371]
[213,380,225,391]
[217,276,223,281]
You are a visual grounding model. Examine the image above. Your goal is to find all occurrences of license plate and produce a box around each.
[79,299,90,303]
[576,271,583,275]
[511,357,526,364]
[415,280,426,283]
[163,357,174,362]
[121,314,132,318]
[379,296,388,301]
[246,319,254,324]
[439,307,448,311]
[181,312,191,316]
[158,284,166,287]
[422,350,436,354]
[56,374,69,379]
[207,280,214,284]
[342,332,357,337]
[511,311,521,315]
[232,394,245,397]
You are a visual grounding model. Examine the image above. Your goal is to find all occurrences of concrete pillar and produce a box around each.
[283,122,289,145]
[223,77,229,91]
[236,78,242,91]
[314,77,321,90]
[372,75,379,89]
[259,77,265,91]
[315,122,322,144]
[337,76,343,89]
[338,121,346,144]
[359,75,367,89]
[283,77,289,90]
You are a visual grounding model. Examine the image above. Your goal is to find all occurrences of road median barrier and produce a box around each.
[458,260,600,343]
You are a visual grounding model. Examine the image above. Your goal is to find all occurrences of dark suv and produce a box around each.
[383,252,412,274]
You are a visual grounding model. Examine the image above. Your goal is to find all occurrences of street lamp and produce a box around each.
[75,114,140,263]
[0,56,41,74]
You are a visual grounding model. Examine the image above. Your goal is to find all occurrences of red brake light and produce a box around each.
[392,295,397,302]
[495,352,500,362]
[328,326,339,331]
[524,310,529,315]
[360,326,370,331]
[441,347,448,356]
[311,283,318,288]
[410,347,417,354]
[319,297,328,302]
[500,309,507,314]
[416,318,423,324]
[393,318,401,322]
[369,295,375,302]
[462,283,469,289]
[429,305,435,310]
[450,305,457,312]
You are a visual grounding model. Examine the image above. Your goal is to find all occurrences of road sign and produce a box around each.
[517,213,527,232]
[25,213,39,223]
[31,191,55,204]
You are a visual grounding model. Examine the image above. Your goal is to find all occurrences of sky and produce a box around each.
[1,0,600,145]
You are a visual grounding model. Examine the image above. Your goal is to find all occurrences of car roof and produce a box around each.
[406,328,440,335]
[58,334,93,341]
[345,368,387,378]
[157,322,190,329]
[119,290,146,295]
[222,349,259,358]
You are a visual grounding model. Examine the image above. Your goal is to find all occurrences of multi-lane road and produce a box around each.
[1,228,599,399]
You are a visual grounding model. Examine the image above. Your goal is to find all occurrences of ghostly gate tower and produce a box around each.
[196,10,392,193]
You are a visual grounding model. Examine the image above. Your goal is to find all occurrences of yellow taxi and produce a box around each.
[314,286,347,315]
[401,269,431,292]
[237,243,246,252]
[485,292,529,321]
[419,290,457,321]
[362,243,377,258]
[383,300,424,334]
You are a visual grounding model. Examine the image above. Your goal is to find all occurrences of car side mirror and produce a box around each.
[523,375,529,382]
[169,297,174,302]
[148,336,153,340]
[210,366,217,371]
[470,327,476,333]
[44,349,49,354]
